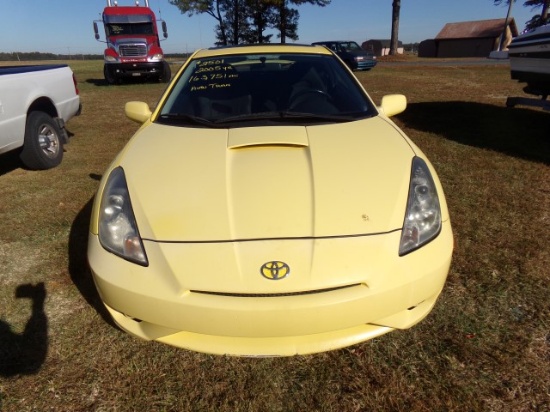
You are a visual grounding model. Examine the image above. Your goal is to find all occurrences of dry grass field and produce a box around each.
[0,58,549,411]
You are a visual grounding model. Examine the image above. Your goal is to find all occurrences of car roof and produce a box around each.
[191,44,333,59]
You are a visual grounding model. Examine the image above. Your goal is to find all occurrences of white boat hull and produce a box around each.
[508,24,550,95]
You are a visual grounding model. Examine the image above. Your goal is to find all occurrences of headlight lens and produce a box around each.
[148,53,163,62]
[98,167,148,266]
[399,157,442,256]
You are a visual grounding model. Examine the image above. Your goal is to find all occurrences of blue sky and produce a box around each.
[1,0,539,55]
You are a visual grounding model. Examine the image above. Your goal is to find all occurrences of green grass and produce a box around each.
[1,59,549,411]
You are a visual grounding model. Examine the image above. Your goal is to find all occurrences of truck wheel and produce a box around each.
[20,112,64,170]
[104,65,118,85]
[161,61,171,83]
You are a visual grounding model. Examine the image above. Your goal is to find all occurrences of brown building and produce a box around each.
[418,18,519,58]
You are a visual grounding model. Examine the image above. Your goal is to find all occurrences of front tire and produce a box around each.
[160,61,171,83]
[20,112,64,170]
[104,64,118,85]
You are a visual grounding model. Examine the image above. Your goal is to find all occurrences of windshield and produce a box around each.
[158,52,374,127]
[106,23,154,36]
[339,42,362,51]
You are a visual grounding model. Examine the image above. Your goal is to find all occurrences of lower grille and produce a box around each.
[192,283,363,298]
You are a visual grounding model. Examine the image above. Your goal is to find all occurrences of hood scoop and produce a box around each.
[228,126,309,149]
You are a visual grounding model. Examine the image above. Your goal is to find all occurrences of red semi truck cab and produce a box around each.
[93,0,170,84]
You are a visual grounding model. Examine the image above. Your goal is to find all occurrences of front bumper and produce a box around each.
[105,61,164,79]
[88,222,453,356]
[355,60,377,71]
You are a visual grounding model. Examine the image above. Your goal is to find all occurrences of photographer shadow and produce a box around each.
[0,283,48,377]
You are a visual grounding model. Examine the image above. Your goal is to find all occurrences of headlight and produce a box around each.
[148,53,163,62]
[104,55,119,63]
[98,167,148,266]
[399,157,442,256]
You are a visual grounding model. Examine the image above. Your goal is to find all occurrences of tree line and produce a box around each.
[0,52,102,62]
[0,52,193,62]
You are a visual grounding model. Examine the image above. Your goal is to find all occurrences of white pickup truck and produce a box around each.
[0,64,81,170]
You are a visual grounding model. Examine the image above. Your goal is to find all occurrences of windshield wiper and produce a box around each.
[215,111,357,124]
[279,111,357,122]
[157,113,213,126]
[213,111,282,124]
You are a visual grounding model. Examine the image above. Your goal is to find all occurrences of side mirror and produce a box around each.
[379,94,407,117]
[93,22,100,40]
[162,21,168,39]
[125,101,152,124]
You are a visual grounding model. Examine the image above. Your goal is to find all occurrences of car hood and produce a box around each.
[119,117,415,242]
[347,50,374,58]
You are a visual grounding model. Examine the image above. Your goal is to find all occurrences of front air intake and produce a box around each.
[191,283,363,298]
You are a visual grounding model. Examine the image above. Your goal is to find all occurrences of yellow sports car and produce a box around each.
[88,44,453,356]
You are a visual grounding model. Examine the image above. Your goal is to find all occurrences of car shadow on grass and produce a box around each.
[68,191,116,328]
[396,101,550,165]
[0,151,23,175]
[85,78,111,87]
